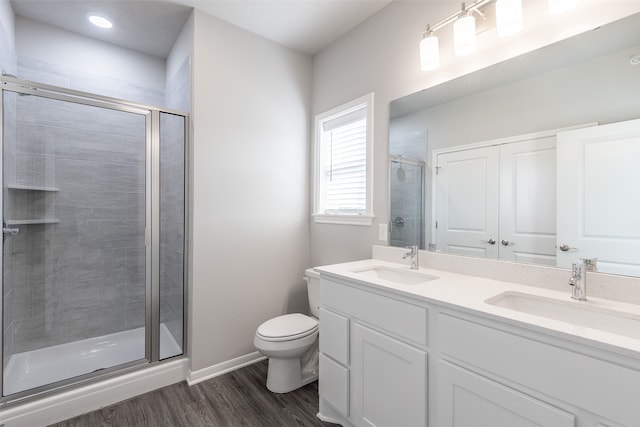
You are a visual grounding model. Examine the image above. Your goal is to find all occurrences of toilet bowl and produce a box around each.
[253,268,320,393]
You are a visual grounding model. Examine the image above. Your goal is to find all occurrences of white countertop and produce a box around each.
[316,258,640,359]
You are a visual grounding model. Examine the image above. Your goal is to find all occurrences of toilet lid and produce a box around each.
[257,313,318,341]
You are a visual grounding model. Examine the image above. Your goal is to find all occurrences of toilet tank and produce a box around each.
[304,268,321,318]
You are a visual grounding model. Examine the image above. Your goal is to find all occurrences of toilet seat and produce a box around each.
[256,313,318,342]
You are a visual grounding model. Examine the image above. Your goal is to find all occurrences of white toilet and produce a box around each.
[254,268,320,393]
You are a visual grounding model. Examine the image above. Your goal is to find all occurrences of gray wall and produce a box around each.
[190,9,311,372]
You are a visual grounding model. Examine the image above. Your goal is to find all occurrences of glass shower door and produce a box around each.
[2,88,149,396]
[389,157,425,248]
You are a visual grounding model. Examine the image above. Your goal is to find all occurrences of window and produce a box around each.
[313,93,374,225]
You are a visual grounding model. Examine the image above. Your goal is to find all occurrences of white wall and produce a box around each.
[310,1,640,266]
[15,17,165,91]
[392,43,640,154]
[190,9,311,372]
[0,0,14,48]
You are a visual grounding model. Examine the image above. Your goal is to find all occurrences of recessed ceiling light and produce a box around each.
[88,14,113,29]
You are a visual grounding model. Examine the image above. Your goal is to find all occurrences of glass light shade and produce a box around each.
[454,14,476,56]
[548,0,580,15]
[496,0,523,37]
[420,35,440,71]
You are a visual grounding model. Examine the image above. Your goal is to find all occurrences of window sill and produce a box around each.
[312,213,375,226]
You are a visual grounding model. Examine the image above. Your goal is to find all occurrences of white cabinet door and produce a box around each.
[435,146,500,258]
[351,324,427,427]
[499,138,557,265]
[557,118,640,275]
[437,360,575,427]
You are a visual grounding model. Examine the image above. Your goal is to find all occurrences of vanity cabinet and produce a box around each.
[318,276,428,427]
[437,360,575,427]
[437,313,639,427]
[351,323,426,427]
[318,266,640,427]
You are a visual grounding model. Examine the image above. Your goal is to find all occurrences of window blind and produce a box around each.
[320,109,367,214]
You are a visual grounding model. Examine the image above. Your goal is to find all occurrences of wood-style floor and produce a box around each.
[50,360,337,427]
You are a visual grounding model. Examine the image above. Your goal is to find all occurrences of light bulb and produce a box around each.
[496,0,523,37]
[454,13,476,56]
[420,32,440,71]
[548,0,580,15]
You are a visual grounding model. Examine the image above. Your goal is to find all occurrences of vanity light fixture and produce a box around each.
[88,14,113,29]
[548,0,580,15]
[454,3,477,56]
[419,25,440,71]
[496,0,523,37]
[419,0,580,71]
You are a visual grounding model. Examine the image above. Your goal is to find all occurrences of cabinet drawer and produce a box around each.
[438,360,575,427]
[321,278,428,346]
[320,308,349,365]
[438,313,640,426]
[319,354,349,417]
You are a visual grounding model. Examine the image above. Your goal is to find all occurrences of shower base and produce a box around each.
[3,324,181,396]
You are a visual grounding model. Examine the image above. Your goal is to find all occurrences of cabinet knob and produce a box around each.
[482,238,496,245]
[501,240,514,246]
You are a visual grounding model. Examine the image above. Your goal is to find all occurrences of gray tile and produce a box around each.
[12,311,67,353]
[18,56,70,88]
[124,294,145,329]
[64,279,99,310]
[66,305,125,340]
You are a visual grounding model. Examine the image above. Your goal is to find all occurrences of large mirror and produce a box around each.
[389,12,640,277]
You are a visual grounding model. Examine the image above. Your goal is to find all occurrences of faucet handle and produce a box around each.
[580,258,598,272]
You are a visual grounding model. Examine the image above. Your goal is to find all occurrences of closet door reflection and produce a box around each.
[389,157,424,249]
[2,91,148,395]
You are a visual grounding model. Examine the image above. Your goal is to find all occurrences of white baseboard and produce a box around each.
[187,351,266,386]
[1,358,188,427]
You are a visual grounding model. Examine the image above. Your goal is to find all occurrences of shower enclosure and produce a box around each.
[0,76,187,401]
[389,156,424,248]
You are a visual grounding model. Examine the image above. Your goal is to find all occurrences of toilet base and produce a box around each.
[266,359,318,393]
[265,341,319,393]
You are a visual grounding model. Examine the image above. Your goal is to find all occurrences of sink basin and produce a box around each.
[486,291,640,340]
[352,266,438,285]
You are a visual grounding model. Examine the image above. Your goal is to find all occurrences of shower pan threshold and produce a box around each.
[3,324,181,396]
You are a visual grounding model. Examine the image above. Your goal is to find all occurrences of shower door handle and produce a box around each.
[3,227,20,236]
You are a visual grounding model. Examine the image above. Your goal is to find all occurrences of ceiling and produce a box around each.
[9,0,392,58]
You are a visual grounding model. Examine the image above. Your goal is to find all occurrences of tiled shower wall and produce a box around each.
[1,17,18,370]
[389,131,427,248]
[2,53,188,363]
[2,57,160,356]
[6,93,147,354]
[160,57,190,352]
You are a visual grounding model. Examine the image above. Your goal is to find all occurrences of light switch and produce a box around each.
[378,223,388,241]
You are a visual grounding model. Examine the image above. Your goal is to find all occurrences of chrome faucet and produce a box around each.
[568,258,597,300]
[403,245,419,270]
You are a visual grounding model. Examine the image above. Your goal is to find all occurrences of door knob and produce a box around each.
[482,238,496,245]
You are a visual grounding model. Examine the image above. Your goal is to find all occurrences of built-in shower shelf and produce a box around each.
[5,219,60,225]
[7,184,60,192]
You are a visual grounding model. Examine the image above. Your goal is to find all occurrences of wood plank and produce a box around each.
[49,360,335,427]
